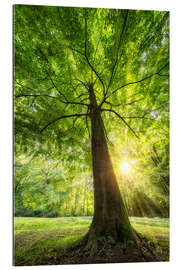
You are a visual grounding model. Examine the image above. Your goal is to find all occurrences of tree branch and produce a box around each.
[85,107,91,138]
[103,97,144,108]
[40,113,89,133]
[15,82,89,107]
[100,62,169,107]
[102,108,155,120]
[106,10,128,96]
[16,93,89,107]
[123,98,145,107]
[110,63,169,97]
[68,46,85,56]
[68,44,106,96]
[101,109,139,138]
[15,94,58,99]
[67,14,106,96]
[15,82,40,92]
[46,70,68,101]
[84,11,88,57]
[85,56,106,95]
[122,116,154,120]
[36,44,69,101]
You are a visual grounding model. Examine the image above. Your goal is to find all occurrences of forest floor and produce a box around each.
[14,216,169,266]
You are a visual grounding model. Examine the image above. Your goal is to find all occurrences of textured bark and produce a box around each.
[86,87,135,247]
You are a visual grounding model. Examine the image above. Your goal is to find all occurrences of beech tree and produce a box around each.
[14,5,169,249]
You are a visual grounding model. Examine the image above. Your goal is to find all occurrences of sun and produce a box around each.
[120,162,131,174]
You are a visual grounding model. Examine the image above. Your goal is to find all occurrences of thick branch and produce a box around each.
[101,109,139,138]
[40,113,89,133]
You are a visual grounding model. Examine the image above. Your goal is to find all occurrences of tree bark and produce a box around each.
[86,87,135,248]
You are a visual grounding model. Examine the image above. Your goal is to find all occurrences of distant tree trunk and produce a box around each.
[65,200,68,216]
[83,182,87,216]
[85,87,135,248]
[151,145,169,195]
[86,191,89,216]
[73,189,78,216]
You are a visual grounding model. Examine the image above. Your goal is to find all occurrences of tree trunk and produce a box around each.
[86,190,89,216]
[86,87,135,248]
[83,182,87,216]
[73,189,78,216]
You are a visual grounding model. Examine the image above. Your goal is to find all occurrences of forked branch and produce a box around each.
[100,62,169,107]
[102,109,139,138]
[15,82,89,107]
[70,14,106,95]
[40,113,89,133]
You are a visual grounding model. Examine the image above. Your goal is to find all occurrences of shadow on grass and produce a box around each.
[14,216,169,266]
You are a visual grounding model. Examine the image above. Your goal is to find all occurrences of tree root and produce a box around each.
[59,231,162,264]
[74,231,138,257]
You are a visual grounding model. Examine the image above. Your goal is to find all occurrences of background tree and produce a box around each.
[14,5,169,249]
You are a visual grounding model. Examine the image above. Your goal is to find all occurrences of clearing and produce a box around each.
[14,216,169,266]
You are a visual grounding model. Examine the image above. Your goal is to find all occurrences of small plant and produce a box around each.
[103,235,115,247]
[107,235,115,245]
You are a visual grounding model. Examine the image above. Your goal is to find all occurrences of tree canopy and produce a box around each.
[14,5,169,219]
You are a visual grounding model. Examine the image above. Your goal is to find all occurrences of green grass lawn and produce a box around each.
[14,216,169,266]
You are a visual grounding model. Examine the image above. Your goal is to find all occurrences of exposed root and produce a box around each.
[52,231,169,265]
[71,231,139,257]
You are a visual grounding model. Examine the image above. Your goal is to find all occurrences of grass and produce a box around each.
[130,217,169,237]
[14,216,91,234]
[14,216,169,266]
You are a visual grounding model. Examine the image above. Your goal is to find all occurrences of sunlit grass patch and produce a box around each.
[130,216,169,254]
[14,216,169,265]
[14,216,92,235]
[130,217,169,237]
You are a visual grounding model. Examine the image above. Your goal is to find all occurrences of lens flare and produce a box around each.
[121,162,131,174]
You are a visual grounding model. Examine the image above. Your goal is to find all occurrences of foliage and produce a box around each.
[14,155,93,217]
[14,5,169,218]
[14,216,169,265]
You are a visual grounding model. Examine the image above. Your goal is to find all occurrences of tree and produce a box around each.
[14,5,169,249]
